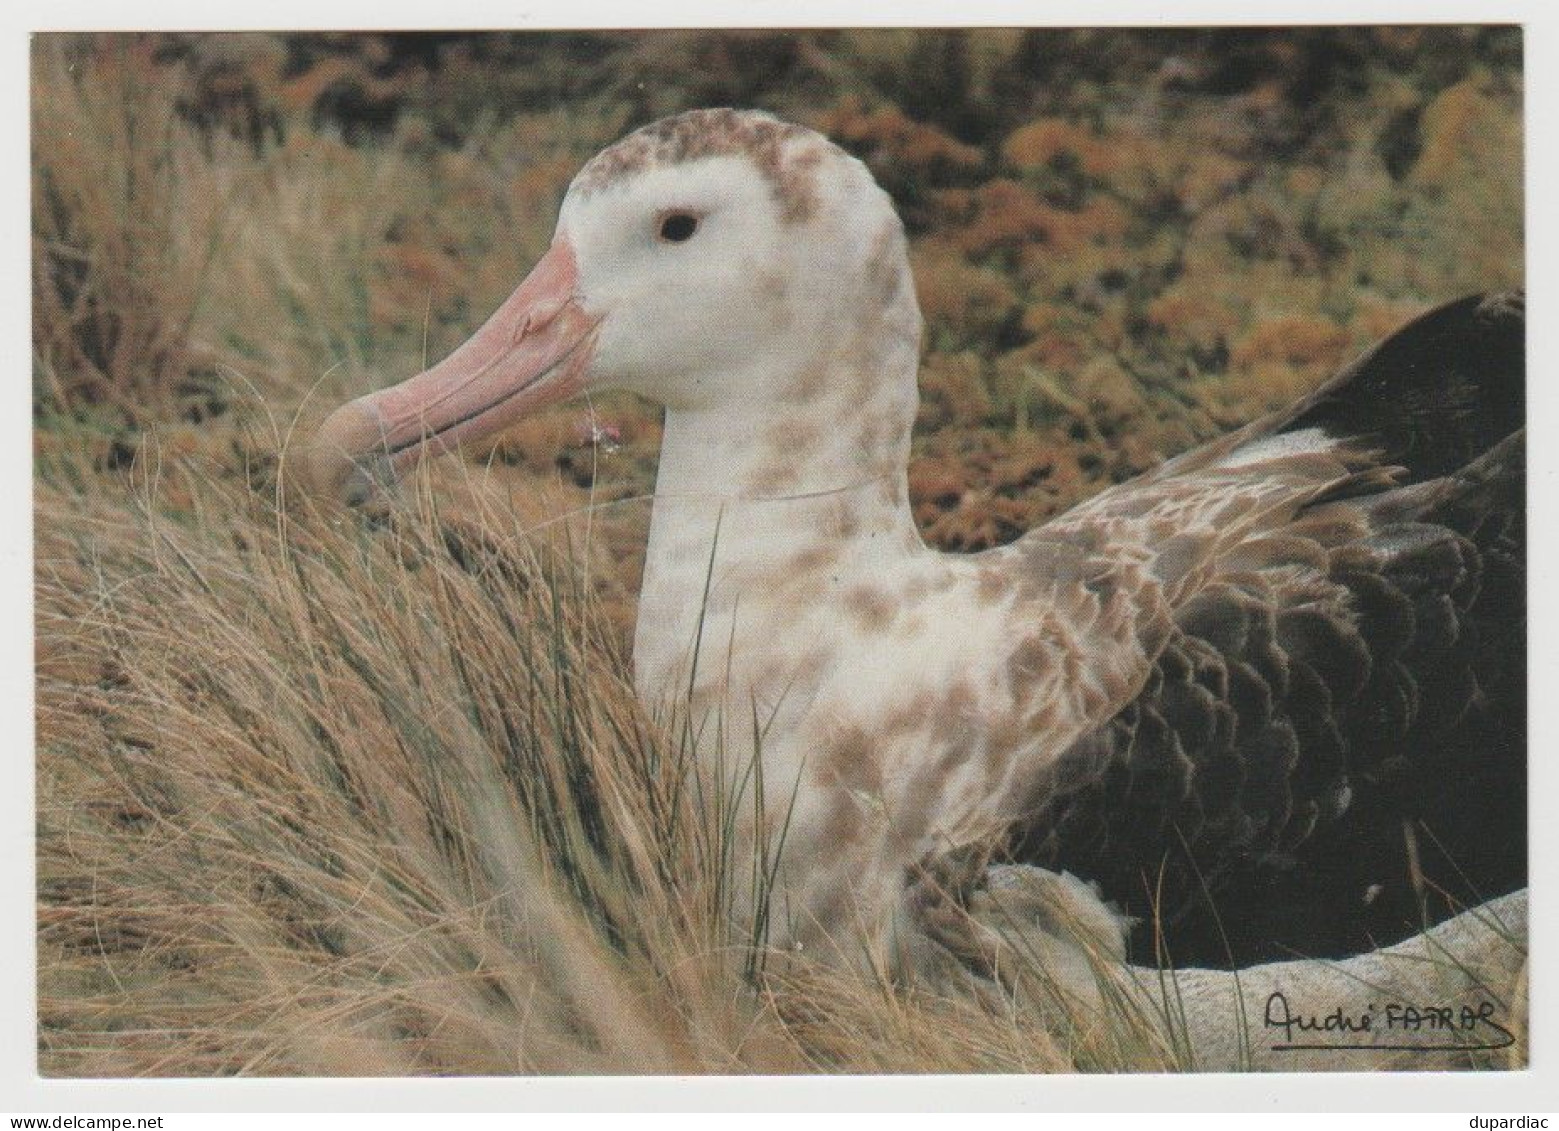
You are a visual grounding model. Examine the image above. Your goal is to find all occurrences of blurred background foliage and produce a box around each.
[33,27,1523,571]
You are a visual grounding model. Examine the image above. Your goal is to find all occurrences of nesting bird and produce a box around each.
[307,109,1525,973]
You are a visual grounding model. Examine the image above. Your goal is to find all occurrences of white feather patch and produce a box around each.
[1216,426,1336,470]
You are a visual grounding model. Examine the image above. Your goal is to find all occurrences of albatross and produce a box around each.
[305,108,1525,975]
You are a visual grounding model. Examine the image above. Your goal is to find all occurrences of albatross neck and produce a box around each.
[633,341,927,703]
[647,343,923,550]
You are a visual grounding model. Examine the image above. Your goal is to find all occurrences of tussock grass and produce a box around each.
[38,447,766,1075]
[32,37,245,420]
[36,445,1181,1075]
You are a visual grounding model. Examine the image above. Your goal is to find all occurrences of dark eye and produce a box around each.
[658,211,699,243]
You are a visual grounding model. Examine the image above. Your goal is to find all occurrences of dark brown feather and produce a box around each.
[1004,295,1525,967]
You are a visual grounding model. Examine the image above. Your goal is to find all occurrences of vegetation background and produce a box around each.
[34,29,1525,1075]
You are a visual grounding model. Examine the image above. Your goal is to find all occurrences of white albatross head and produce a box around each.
[304,108,921,503]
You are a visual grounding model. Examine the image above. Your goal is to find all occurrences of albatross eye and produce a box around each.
[658,211,699,243]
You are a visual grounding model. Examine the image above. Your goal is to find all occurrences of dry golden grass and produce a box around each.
[37,449,763,1075]
[35,441,1189,1075]
[32,37,241,419]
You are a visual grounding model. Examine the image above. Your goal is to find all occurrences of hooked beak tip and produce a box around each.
[300,238,594,508]
[297,401,395,507]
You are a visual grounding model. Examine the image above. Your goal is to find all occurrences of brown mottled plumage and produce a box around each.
[574,108,823,223]
[1006,295,1525,966]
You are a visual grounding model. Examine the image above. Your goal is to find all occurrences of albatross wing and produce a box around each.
[1005,293,1525,967]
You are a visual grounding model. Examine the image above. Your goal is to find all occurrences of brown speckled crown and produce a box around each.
[573,108,829,224]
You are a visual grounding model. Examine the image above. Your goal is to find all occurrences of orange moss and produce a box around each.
[1352,297,1428,343]
[948,179,1080,258]
[1231,315,1351,370]
[917,352,993,430]
[1227,361,1324,414]
[278,55,404,115]
[912,247,1020,341]
[1078,197,1130,242]
[1020,304,1059,337]
[1286,165,1326,198]
[510,156,579,211]
[1008,304,1098,371]
[370,237,463,331]
[816,96,982,176]
[1073,357,1142,420]
[1413,79,1488,188]
[1146,290,1241,353]
[1176,150,1249,210]
[1015,332,1086,371]
[910,427,1101,551]
[1002,117,1119,178]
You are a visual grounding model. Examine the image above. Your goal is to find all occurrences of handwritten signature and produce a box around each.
[1263,991,1516,1053]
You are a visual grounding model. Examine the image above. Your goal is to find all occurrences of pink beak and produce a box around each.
[304,239,598,504]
